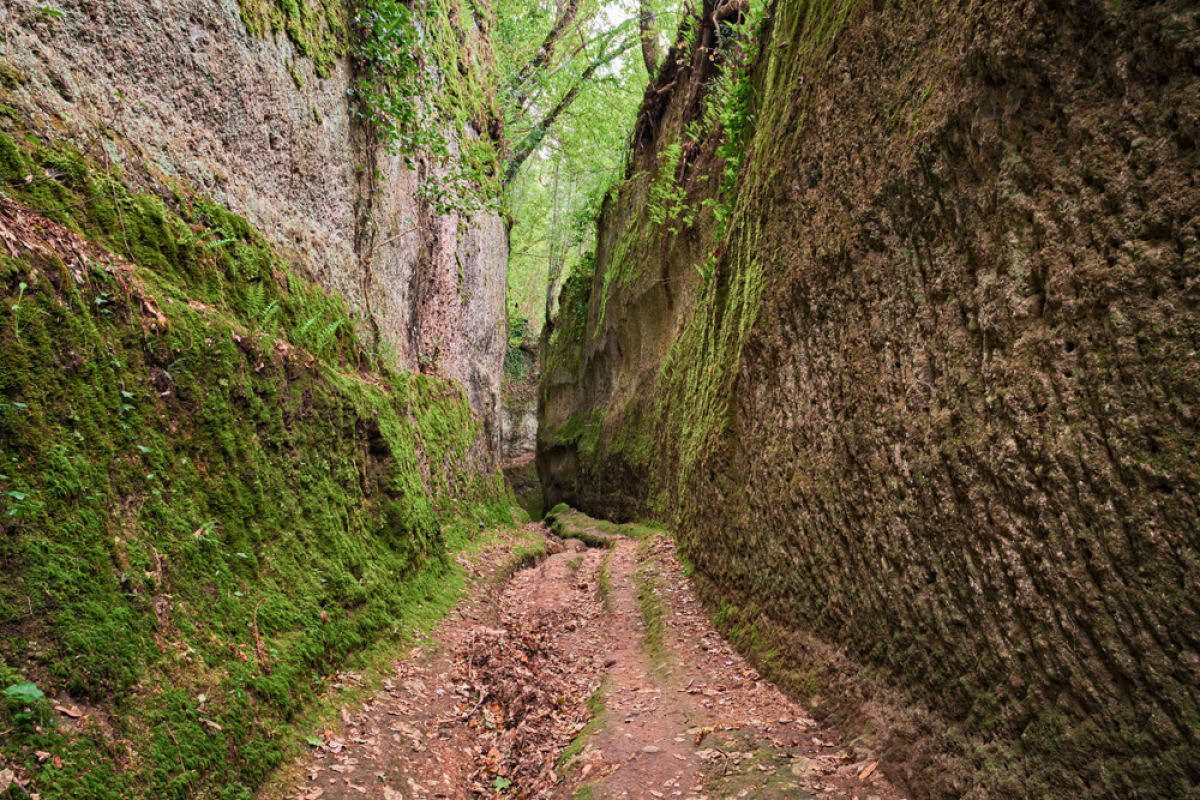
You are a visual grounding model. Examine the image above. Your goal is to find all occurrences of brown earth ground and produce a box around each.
[262,511,907,800]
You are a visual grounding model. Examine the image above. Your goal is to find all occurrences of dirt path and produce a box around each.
[265,511,907,800]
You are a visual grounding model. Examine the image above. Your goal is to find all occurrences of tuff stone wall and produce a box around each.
[2,0,507,453]
[500,403,537,458]
[539,1,1200,797]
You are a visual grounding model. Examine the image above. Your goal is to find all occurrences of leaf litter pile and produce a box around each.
[458,606,598,796]
[278,529,608,800]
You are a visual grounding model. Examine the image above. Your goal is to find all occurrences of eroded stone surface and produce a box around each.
[538,1,1200,797]
[4,0,506,452]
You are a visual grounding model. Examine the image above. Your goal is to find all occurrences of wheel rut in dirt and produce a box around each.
[268,511,906,800]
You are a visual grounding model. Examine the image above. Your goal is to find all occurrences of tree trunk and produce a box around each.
[546,154,563,321]
[639,0,661,76]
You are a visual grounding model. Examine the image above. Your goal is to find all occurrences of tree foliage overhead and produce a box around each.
[347,0,684,335]
[498,0,685,334]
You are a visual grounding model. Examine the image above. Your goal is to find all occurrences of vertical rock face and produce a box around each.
[500,404,538,458]
[540,1,1200,797]
[501,334,540,459]
[3,0,507,454]
[0,2,512,792]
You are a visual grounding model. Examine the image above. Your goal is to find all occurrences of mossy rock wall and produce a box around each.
[0,101,511,796]
[2,0,507,452]
[538,1,1200,797]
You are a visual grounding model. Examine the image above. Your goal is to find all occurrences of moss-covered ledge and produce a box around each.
[0,119,511,799]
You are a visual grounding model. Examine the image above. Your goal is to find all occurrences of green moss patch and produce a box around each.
[0,122,511,798]
[236,0,347,78]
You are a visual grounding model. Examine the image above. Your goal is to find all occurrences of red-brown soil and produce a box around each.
[264,514,906,800]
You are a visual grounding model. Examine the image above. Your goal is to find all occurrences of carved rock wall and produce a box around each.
[3,0,506,452]
[539,1,1200,796]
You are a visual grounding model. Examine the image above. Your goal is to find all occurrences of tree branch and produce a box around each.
[507,0,583,109]
[514,22,633,116]
[639,0,661,77]
[503,37,637,186]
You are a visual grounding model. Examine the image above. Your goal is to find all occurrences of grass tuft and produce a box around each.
[557,678,610,769]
